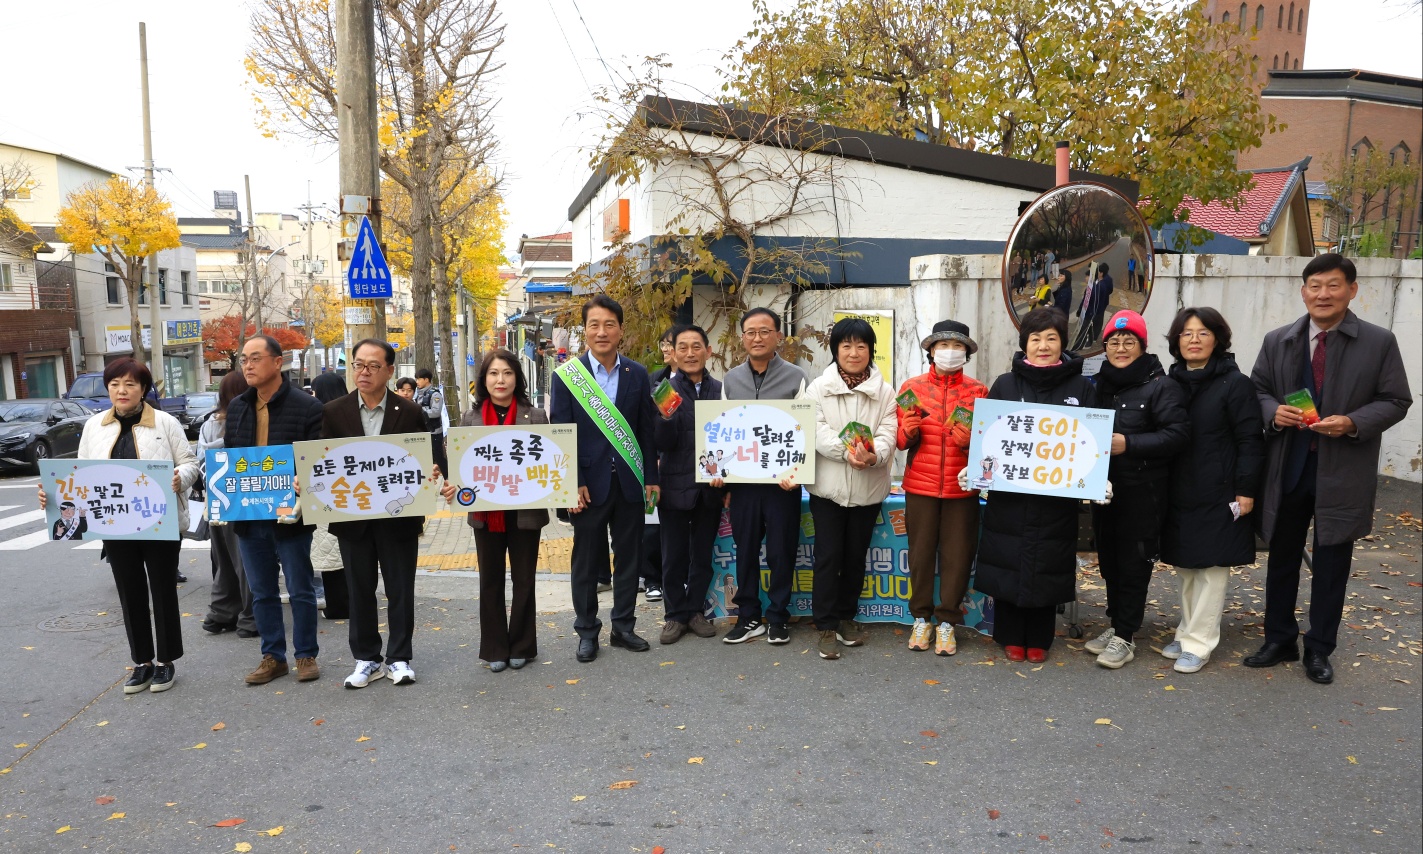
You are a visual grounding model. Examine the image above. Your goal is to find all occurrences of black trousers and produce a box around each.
[659,499,721,624]
[1093,490,1161,644]
[641,523,662,587]
[474,525,540,662]
[809,495,880,630]
[107,539,184,664]
[728,484,802,625]
[431,430,448,484]
[993,601,1057,651]
[338,528,418,663]
[570,495,643,640]
[1264,466,1355,657]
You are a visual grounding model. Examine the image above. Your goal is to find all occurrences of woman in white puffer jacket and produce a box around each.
[40,359,199,694]
[802,317,898,660]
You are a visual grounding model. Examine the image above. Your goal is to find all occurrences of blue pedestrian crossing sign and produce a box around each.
[346,215,392,299]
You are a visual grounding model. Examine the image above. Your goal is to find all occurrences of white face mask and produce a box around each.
[933,348,966,372]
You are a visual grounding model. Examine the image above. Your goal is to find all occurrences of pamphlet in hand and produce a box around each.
[1285,388,1320,427]
[652,378,683,418]
[838,421,875,456]
[895,389,921,411]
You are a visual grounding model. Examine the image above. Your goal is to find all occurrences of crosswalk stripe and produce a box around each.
[0,530,51,550]
[0,509,44,532]
[0,505,18,513]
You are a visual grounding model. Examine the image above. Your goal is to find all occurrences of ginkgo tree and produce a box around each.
[57,176,181,365]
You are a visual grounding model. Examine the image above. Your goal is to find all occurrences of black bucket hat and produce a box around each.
[921,320,978,355]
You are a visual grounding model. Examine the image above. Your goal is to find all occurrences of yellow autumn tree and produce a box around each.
[57,176,181,365]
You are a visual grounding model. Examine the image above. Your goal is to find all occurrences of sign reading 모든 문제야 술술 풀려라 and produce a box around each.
[445,424,579,511]
[40,459,179,541]
[965,398,1115,501]
[205,445,298,523]
[292,434,437,524]
[694,399,817,485]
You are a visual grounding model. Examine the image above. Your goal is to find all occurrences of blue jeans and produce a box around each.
[237,523,319,662]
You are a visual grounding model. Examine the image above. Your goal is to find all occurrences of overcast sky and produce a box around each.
[2,0,1418,262]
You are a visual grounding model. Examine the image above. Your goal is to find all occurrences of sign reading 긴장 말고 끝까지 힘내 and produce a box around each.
[694,399,817,485]
[292,434,438,524]
[965,398,1115,501]
[40,459,179,541]
[204,445,298,523]
[445,424,578,511]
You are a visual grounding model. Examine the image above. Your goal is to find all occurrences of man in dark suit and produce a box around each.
[322,338,440,689]
[1247,253,1412,684]
[53,502,87,540]
[550,295,660,662]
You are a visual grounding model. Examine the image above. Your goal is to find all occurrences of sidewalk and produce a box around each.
[416,502,575,574]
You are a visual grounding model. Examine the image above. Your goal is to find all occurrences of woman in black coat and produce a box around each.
[1085,310,1190,670]
[971,308,1097,663]
[1159,308,1263,674]
[1052,269,1074,315]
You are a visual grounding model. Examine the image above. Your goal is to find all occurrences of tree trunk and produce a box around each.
[126,262,149,365]
[432,247,458,424]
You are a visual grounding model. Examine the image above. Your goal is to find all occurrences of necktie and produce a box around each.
[1312,331,1326,392]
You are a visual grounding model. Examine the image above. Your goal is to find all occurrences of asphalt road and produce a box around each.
[0,472,1419,853]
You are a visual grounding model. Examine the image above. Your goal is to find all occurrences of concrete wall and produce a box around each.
[901,253,1422,482]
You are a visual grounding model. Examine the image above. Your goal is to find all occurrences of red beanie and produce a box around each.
[1104,310,1147,343]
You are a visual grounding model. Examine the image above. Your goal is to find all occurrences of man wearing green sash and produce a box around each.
[551,295,661,662]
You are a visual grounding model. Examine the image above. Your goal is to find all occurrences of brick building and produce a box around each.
[0,216,76,400]
[1202,0,1310,86]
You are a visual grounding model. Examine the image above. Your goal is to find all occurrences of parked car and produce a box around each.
[63,372,109,411]
[183,391,220,437]
[0,399,90,471]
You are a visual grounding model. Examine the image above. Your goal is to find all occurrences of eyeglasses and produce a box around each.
[352,361,387,374]
[238,355,268,366]
[742,328,777,339]
[1178,330,1214,341]
[1105,339,1139,351]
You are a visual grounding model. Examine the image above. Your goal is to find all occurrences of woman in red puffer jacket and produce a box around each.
[896,320,989,657]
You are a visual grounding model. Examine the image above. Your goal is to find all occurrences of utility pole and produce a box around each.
[301,181,316,383]
[336,0,385,389]
[244,174,259,334]
[138,22,163,389]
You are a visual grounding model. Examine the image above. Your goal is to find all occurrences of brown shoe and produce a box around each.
[687,613,717,638]
[245,654,289,685]
[659,620,688,645]
[294,657,320,682]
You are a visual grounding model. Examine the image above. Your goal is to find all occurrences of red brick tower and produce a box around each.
[1203,0,1310,87]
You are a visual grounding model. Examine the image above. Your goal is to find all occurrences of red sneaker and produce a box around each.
[1026,647,1047,663]
[1004,645,1026,662]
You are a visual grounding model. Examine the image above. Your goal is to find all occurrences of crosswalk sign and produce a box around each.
[346,215,392,299]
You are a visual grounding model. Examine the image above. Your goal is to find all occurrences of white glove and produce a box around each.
[1094,480,1114,506]
[957,468,969,491]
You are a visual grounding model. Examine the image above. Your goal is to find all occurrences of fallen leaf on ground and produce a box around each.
[1378,707,1400,711]
[234,844,253,853]
[923,760,938,765]
[687,757,704,764]
[313,719,324,726]
[565,679,579,685]
[660,661,675,666]
[653,847,666,854]
[674,725,686,730]
[13,743,27,749]
[1347,756,1358,764]
[987,809,1001,820]
[55,826,71,834]
[608,780,638,790]
[356,735,371,743]
[571,795,586,802]
[96,796,115,805]
[1094,718,1112,725]
[211,722,226,731]
[923,679,940,686]
[1164,685,1176,691]
[184,743,207,750]
[165,802,178,807]
[920,730,939,738]
[258,826,283,836]
[106,812,125,820]
[212,818,246,828]
[96,721,108,727]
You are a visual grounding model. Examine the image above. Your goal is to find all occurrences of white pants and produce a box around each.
[1173,566,1230,659]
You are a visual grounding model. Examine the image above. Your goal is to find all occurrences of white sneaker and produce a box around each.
[387,661,416,685]
[1096,636,1136,669]
[316,596,328,610]
[343,660,386,689]
[1161,640,1183,660]
[1084,626,1116,655]
[1174,651,1206,673]
[908,619,933,651]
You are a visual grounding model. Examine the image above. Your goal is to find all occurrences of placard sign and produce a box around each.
[965,399,1115,500]
[292,434,437,524]
[205,445,298,523]
[694,400,816,484]
[40,459,179,541]
[446,424,578,510]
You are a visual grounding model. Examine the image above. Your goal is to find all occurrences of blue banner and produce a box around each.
[205,445,298,523]
[705,491,992,634]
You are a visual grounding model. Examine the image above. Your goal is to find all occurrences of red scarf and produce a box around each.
[477,399,516,532]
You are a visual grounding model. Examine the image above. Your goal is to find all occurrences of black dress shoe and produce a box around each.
[1243,641,1300,668]
[236,628,260,639]
[1303,650,1334,684]
[202,620,236,635]
[576,638,598,663]
[175,572,187,584]
[150,662,176,693]
[123,664,155,694]
[610,631,650,652]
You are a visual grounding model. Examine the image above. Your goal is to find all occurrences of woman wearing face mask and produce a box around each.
[896,320,988,656]
[1084,310,1190,669]
[969,308,1097,663]
[38,359,200,693]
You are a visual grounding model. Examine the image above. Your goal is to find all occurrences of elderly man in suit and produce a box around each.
[550,295,660,662]
[323,338,441,689]
[1246,253,1412,685]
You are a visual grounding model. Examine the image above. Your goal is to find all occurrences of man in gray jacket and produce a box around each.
[1246,253,1412,684]
[719,308,809,646]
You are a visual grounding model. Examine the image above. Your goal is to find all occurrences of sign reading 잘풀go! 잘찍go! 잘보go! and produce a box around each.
[965,399,1115,501]
[40,459,179,541]
[445,424,579,511]
[204,445,298,523]
[292,434,438,524]
[694,400,817,485]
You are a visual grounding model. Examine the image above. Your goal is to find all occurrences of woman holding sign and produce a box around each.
[442,349,549,673]
[970,308,1096,663]
[1084,311,1189,670]
[38,359,199,693]
[804,317,898,660]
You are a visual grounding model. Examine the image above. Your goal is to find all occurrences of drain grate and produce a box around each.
[38,611,126,633]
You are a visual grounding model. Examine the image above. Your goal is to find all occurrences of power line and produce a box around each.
[546,0,594,94]
[567,0,624,89]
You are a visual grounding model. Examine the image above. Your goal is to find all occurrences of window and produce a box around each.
[1294,58,1299,69]
[1222,11,1230,23]
[1239,4,1248,29]
[1278,4,1284,27]
[196,279,208,294]
[63,402,88,419]
[1273,55,1279,68]
[1256,5,1265,29]
[104,262,121,305]
[0,263,11,293]
[158,268,168,304]
[180,270,191,305]
[138,279,147,304]
[1289,3,1295,30]
[1284,50,1290,67]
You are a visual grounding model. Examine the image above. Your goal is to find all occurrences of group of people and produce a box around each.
[45,253,1410,693]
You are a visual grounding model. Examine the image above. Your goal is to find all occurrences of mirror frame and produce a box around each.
[1000,180,1154,358]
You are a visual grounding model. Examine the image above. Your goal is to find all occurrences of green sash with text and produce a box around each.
[555,357,644,487]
